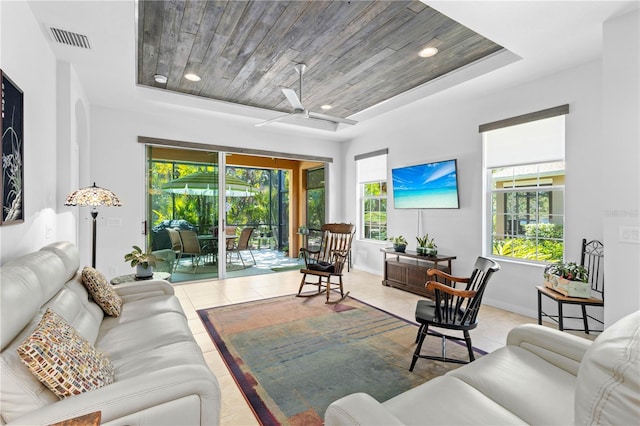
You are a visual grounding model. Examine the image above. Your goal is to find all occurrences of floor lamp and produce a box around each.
[65,182,122,268]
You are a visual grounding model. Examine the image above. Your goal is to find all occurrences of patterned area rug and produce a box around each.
[198,294,485,426]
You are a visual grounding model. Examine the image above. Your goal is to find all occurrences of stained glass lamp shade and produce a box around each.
[64,183,122,267]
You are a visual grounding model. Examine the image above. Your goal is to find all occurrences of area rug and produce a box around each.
[198,295,486,426]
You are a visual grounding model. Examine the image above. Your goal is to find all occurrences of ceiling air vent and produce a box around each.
[49,27,91,49]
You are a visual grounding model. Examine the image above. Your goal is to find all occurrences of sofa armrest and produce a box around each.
[113,280,174,297]
[6,365,220,426]
[325,393,405,426]
[507,323,592,376]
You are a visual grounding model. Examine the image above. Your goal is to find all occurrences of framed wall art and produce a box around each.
[1,69,24,225]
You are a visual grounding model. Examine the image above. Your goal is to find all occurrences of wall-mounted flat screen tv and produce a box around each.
[392,159,460,209]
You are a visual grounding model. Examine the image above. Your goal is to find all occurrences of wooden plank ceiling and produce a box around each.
[138,0,503,120]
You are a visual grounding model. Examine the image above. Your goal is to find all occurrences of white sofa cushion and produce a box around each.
[448,345,576,425]
[575,310,640,425]
[0,323,59,423]
[383,375,527,425]
[95,311,194,360]
[0,266,42,351]
[44,281,104,345]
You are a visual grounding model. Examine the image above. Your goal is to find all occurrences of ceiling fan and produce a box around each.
[256,63,358,128]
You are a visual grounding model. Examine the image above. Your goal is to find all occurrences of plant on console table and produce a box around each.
[543,261,590,298]
[389,236,407,253]
[124,246,161,278]
[416,234,437,256]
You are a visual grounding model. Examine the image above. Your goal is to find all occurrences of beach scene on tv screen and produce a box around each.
[392,160,459,209]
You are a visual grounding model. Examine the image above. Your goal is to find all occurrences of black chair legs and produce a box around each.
[410,325,476,370]
[410,324,429,372]
[464,330,475,362]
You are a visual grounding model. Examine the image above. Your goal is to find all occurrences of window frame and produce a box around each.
[486,162,565,264]
[360,180,387,242]
[305,166,325,231]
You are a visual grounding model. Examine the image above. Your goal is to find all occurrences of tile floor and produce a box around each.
[173,268,590,425]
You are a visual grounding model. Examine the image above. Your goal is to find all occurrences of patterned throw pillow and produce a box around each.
[81,267,122,316]
[17,308,115,399]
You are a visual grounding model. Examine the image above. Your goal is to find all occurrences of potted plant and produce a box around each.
[389,236,407,252]
[416,234,437,256]
[124,246,161,278]
[544,261,590,298]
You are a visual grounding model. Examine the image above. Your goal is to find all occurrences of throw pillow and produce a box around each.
[308,260,335,273]
[81,267,122,316]
[17,308,115,399]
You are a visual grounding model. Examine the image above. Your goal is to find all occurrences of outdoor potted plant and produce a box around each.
[124,245,161,278]
[543,261,590,298]
[389,236,407,252]
[416,234,437,256]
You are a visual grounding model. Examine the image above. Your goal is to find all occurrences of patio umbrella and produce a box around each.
[161,171,257,197]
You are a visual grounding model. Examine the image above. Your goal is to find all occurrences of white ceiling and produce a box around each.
[27,0,639,138]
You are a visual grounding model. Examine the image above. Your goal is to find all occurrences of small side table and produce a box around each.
[110,271,171,285]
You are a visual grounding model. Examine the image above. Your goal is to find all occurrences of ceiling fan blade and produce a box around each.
[308,111,358,126]
[254,113,291,127]
[281,87,304,111]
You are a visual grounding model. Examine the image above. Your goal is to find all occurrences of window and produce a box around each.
[362,181,387,240]
[481,107,568,263]
[306,167,325,230]
[490,162,565,262]
[356,150,388,241]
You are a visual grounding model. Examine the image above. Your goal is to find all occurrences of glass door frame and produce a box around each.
[145,146,227,281]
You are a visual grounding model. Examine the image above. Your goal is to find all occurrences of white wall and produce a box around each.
[56,61,91,266]
[345,60,605,320]
[0,1,61,261]
[88,105,346,278]
[602,9,640,325]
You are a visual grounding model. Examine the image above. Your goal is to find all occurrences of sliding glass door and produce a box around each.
[146,146,223,281]
[146,145,302,283]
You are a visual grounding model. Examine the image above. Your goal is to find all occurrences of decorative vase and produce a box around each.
[425,247,438,256]
[393,244,406,253]
[136,264,153,278]
[416,246,427,256]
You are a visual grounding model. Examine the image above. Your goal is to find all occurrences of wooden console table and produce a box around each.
[381,248,456,298]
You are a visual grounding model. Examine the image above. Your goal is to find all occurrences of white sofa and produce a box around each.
[0,241,221,425]
[326,310,639,425]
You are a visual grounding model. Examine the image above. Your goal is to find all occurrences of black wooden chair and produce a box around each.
[297,223,355,304]
[410,257,500,371]
[536,239,604,333]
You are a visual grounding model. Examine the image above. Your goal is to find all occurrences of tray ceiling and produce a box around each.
[137,0,504,120]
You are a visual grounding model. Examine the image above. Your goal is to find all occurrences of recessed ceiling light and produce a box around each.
[184,73,201,82]
[321,104,332,110]
[418,47,439,58]
[154,74,167,84]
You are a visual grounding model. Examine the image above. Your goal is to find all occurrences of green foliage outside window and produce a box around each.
[362,181,387,241]
[306,168,325,230]
[149,160,289,247]
[490,164,565,263]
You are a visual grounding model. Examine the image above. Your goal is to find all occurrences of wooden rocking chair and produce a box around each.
[297,223,355,304]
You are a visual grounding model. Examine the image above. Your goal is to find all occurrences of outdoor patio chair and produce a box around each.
[227,227,256,267]
[297,223,355,304]
[166,228,183,273]
[178,229,203,273]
